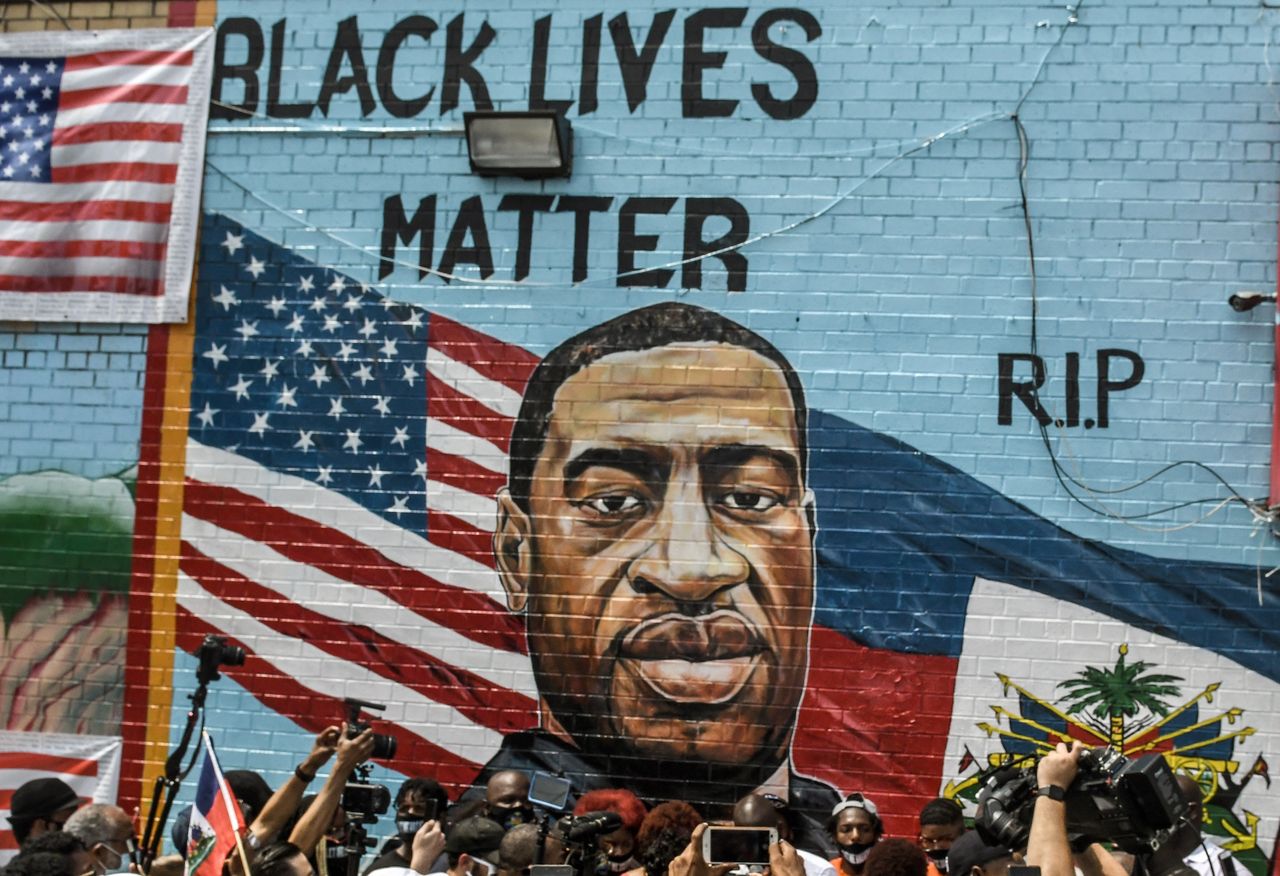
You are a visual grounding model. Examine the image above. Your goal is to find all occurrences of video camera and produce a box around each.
[550,811,624,876]
[975,746,1188,857]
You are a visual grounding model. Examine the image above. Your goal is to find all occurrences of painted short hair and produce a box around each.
[506,302,809,512]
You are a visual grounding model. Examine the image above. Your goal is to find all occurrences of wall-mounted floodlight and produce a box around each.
[464,111,573,178]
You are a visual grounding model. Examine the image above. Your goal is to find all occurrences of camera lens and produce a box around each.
[220,643,246,667]
[372,733,397,760]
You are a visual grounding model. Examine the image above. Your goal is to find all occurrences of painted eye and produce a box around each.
[720,490,780,511]
[581,494,644,515]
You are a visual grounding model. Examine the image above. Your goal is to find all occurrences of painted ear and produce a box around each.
[494,488,532,612]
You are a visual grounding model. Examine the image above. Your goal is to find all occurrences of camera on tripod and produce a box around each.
[195,634,245,685]
[975,746,1188,857]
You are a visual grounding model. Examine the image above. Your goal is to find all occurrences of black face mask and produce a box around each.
[839,843,875,867]
[926,849,949,872]
[495,806,536,831]
[606,854,638,874]
[397,819,424,846]
[592,852,638,876]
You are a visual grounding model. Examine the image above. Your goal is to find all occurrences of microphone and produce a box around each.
[567,811,622,841]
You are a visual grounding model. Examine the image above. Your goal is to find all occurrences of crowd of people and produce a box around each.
[2,735,1240,876]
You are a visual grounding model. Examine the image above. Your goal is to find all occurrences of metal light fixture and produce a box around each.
[1228,291,1276,312]
[463,111,573,178]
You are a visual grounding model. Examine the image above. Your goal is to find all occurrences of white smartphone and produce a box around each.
[701,827,778,865]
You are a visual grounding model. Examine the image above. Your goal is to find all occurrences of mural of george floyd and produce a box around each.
[4,0,1280,869]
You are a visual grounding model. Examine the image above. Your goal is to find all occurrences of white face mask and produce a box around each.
[839,844,874,867]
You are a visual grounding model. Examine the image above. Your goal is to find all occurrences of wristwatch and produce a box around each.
[1037,785,1066,801]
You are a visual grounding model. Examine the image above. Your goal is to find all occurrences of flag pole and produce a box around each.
[232,829,253,876]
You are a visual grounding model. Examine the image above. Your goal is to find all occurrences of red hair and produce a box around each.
[574,789,648,835]
[635,801,703,852]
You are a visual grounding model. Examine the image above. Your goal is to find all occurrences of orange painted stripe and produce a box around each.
[125,1,217,811]
[125,262,198,813]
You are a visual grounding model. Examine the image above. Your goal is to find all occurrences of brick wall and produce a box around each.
[0,0,168,31]
[5,0,1280,867]
[0,1,169,743]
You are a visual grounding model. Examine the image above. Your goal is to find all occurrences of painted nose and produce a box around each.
[627,479,749,603]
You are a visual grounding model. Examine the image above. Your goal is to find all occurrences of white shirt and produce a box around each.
[798,848,837,876]
[1184,837,1240,876]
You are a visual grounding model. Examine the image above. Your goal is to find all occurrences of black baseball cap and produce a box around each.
[947,831,1013,876]
[445,817,504,865]
[9,778,80,825]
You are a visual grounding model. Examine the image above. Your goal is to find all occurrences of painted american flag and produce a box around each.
[179,214,541,790]
[0,28,212,323]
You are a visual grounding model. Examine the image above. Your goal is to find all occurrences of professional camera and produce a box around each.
[343,697,397,761]
[341,780,391,821]
[975,746,1188,857]
[195,634,245,684]
[550,812,624,876]
[339,699,394,822]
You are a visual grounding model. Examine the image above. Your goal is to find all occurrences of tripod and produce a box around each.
[138,636,241,872]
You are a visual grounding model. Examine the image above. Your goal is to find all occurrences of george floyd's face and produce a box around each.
[496,342,815,769]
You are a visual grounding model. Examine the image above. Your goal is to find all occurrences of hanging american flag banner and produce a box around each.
[0,732,121,864]
[0,27,212,323]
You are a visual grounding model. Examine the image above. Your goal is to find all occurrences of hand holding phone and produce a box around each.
[701,827,778,866]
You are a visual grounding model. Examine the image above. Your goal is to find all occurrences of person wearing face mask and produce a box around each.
[571,790,647,876]
[64,804,138,876]
[827,795,882,876]
[915,799,965,876]
[287,724,377,876]
[313,801,352,876]
[363,779,452,876]
[8,778,82,847]
[482,772,535,833]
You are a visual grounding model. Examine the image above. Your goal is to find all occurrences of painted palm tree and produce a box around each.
[1056,644,1184,747]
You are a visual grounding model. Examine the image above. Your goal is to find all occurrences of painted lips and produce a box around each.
[619,611,764,704]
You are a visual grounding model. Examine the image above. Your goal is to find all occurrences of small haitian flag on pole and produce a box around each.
[185,732,246,876]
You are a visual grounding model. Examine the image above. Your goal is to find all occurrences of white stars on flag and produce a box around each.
[190,223,432,523]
